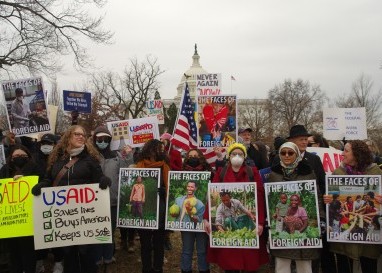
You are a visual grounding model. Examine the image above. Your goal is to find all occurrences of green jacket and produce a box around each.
[330,163,382,260]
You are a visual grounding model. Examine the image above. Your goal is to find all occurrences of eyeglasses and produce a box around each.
[230,152,244,157]
[280,151,295,157]
[96,136,110,142]
[73,132,85,138]
[307,142,316,147]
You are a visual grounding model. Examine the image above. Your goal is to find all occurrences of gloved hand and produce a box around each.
[157,187,166,198]
[99,176,111,190]
[31,182,50,196]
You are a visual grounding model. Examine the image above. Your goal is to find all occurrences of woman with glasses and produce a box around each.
[268,142,319,273]
[0,144,42,273]
[32,125,111,273]
[203,142,268,273]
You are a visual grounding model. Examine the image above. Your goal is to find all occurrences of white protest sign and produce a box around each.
[307,147,344,175]
[146,99,164,124]
[323,108,367,140]
[196,73,222,95]
[107,119,129,151]
[128,116,160,148]
[33,184,112,249]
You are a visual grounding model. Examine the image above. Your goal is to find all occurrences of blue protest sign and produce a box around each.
[63,90,91,114]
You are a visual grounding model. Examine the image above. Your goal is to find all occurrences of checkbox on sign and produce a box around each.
[44,234,53,243]
[44,221,52,230]
[43,207,53,218]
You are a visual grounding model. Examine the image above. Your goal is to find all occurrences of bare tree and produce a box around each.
[268,79,326,135]
[335,73,382,130]
[0,0,113,77]
[238,99,273,142]
[91,56,165,120]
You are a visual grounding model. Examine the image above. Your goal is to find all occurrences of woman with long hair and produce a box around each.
[324,140,382,273]
[32,125,110,273]
[135,139,171,273]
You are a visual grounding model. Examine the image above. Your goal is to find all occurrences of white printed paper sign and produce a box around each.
[128,116,160,148]
[265,180,322,249]
[323,108,367,140]
[326,175,382,244]
[208,182,259,249]
[33,184,112,249]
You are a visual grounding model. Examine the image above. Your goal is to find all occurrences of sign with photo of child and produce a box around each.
[265,180,322,249]
[208,182,259,249]
[326,175,382,244]
[117,168,160,229]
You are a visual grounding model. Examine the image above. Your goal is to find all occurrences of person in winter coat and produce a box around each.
[324,140,382,273]
[32,125,111,273]
[268,142,320,273]
[135,139,171,273]
[179,148,212,273]
[0,144,42,273]
[203,142,269,273]
[92,125,133,272]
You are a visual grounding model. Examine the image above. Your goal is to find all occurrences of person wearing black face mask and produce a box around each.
[0,144,42,273]
[180,148,213,273]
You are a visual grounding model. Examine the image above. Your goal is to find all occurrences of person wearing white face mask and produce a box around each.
[203,142,269,273]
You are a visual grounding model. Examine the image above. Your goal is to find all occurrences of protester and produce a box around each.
[33,133,64,273]
[92,125,133,272]
[268,142,319,273]
[308,133,329,148]
[365,139,382,165]
[32,125,111,273]
[0,144,42,273]
[135,139,170,273]
[238,127,268,169]
[203,142,268,272]
[324,140,382,273]
[179,148,211,273]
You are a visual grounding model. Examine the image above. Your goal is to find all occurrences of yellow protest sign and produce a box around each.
[0,176,38,238]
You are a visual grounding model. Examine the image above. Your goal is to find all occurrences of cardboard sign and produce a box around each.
[0,176,38,238]
[208,182,259,249]
[117,168,160,229]
[63,90,91,114]
[33,184,112,249]
[197,95,237,148]
[265,180,322,249]
[323,108,367,140]
[196,73,222,96]
[1,77,51,136]
[146,99,164,124]
[165,171,210,232]
[326,175,382,244]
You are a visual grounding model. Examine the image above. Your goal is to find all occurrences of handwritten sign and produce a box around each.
[326,175,382,244]
[146,99,164,124]
[63,90,91,114]
[323,108,367,140]
[166,171,210,232]
[0,176,38,238]
[33,184,112,249]
[265,180,322,249]
[196,73,222,95]
[208,182,259,249]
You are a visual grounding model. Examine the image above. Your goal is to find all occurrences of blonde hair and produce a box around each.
[47,125,100,170]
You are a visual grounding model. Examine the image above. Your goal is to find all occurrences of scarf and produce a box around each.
[69,145,85,157]
[279,142,302,178]
[135,159,170,190]
[344,164,365,175]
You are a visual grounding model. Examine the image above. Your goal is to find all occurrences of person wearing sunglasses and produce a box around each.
[268,142,319,273]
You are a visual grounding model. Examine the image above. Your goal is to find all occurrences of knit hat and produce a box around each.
[226,142,247,158]
[160,133,172,140]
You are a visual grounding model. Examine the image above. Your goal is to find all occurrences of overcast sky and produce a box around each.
[57,0,382,101]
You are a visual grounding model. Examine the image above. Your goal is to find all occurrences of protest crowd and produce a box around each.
[1,80,382,273]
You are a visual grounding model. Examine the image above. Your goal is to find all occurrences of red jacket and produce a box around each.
[205,164,269,271]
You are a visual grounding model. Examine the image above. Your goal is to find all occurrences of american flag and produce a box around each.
[171,83,221,166]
